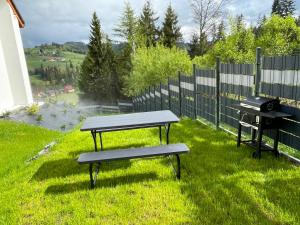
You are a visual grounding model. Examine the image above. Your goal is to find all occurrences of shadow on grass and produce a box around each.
[68,143,147,157]
[160,119,298,224]
[45,172,158,195]
[32,158,132,181]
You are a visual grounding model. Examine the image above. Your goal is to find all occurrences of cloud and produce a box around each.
[14,0,300,47]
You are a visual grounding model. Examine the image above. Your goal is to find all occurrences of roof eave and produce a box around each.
[7,0,25,28]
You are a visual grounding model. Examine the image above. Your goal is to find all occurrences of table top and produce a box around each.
[80,110,180,131]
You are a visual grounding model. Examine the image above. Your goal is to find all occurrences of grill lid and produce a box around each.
[241,96,280,112]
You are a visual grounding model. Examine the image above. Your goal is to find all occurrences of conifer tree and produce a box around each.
[272,0,281,15]
[161,4,182,48]
[114,1,137,49]
[78,12,116,102]
[188,33,201,58]
[280,0,295,17]
[215,21,226,42]
[272,0,295,17]
[137,1,159,47]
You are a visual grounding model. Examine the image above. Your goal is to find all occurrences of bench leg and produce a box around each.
[89,163,100,189]
[176,154,180,179]
[89,164,94,189]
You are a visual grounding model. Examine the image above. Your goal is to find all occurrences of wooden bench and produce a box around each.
[78,143,189,188]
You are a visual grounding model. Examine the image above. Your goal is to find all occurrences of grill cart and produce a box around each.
[236,96,292,158]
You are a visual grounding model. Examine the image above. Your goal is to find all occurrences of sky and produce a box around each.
[15,0,300,48]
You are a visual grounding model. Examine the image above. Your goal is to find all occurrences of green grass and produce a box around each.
[26,50,85,71]
[0,121,61,224]
[0,119,299,224]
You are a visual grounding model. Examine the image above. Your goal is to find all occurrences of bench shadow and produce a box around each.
[68,143,147,157]
[32,158,132,181]
[45,172,158,195]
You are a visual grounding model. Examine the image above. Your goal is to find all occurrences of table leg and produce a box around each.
[99,132,103,151]
[91,130,98,152]
[159,126,162,145]
[165,123,171,144]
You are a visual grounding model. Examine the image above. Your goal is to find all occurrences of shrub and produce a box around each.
[26,104,40,115]
[36,114,43,122]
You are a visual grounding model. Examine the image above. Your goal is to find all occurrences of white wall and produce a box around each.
[0,0,33,113]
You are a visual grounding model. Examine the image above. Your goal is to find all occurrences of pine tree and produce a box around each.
[188,33,201,58]
[78,12,116,102]
[272,0,295,17]
[137,1,159,47]
[216,21,226,42]
[199,32,209,55]
[114,1,137,49]
[272,0,281,15]
[281,0,296,17]
[161,4,182,48]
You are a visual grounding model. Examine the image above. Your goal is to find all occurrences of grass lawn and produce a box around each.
[0,119,299,224]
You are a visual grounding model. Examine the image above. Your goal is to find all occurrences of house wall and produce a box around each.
[0,0,33,113]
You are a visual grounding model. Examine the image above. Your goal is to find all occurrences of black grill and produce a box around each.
[236,96,292,158]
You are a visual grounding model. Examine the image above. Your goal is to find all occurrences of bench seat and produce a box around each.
[78,143,189,188]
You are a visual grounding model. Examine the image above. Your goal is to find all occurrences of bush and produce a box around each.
[26,104,40,115]
[125,44,192,96]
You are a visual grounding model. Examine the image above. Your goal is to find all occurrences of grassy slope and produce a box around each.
[1,119,300,224]
[25,49,85,71]
[0,121,61,224]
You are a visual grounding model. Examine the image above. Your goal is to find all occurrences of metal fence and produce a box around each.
[132,49,300,152]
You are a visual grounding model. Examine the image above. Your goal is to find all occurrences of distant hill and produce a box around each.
[63,42,88,54]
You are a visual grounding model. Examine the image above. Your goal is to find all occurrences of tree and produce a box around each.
[188,33,201,58]
[126,45,192,96]
[137,1,159,47]
[78,12,117,102]
[205,16,256,65]
[296,16,300,27]
[161,4,182,48]
[216,20,226,41]
[114,1,137,49]
[272,0,281,15]
[253,15,267,38]
[190,0,229,55]
[256,15,300,56]
[272,0,295,17]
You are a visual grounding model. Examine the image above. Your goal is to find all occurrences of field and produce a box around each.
[0,119,299,224]
[25,48,85,71]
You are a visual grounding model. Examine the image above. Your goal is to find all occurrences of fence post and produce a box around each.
[168,77,171,110]
[255,47,261,96]
[193,64,197,119]
[178,71,182,117]
[215,57,220,129]
[160,82,163,110]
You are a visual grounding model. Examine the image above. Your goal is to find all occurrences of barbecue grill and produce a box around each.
[236,96,292,158]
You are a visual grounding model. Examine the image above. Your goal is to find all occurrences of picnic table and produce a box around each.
[79,110,189,188]
[80,110,180,151]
